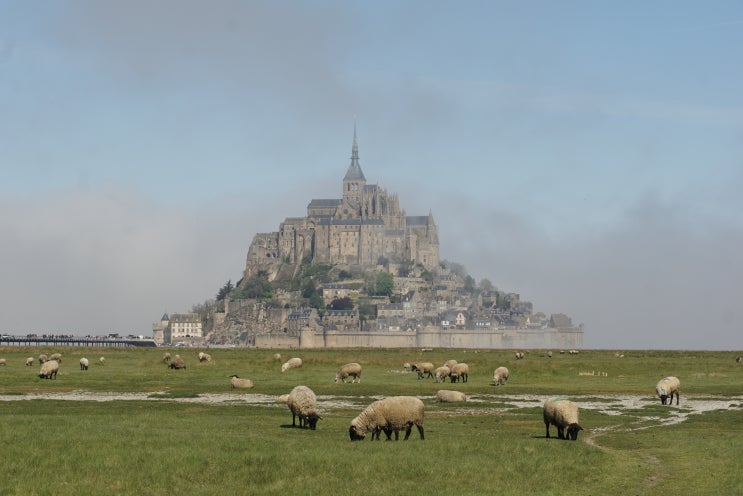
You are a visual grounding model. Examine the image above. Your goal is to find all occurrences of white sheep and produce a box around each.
[287,385,320,430]
[334,362,362,383]
[281,357,303,373]
[434,366,450,383]
[349,396,425,441]
[0,358,5,366]
[39,360,59,380]
[449,362,469,383]
[543,397,583,441]
[547,351,553,358]
[229,375,254,389]
[169,356,186,369]
[38,354,48,364]
[493,366,509,386]
[49,353,62,363]
[198,352,212,363]
[162,352,171,363]
[655,376,681,405]
[25,357,34,366]
[273,353,282,362]
[79,358,89,371]
[412,362,434,379]
[402,362,411,372]
[99,357,106,365]
[515,351,525,360]
[436,390,466,403]
[443,359,458,370]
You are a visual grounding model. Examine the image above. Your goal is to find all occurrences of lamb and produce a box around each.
[434,366,450,382]
[412,362,434,379]
[349,396,425,441]
[492,366,509,386]
[79,358,89,371]
[449,362,469,383]
[655,376,681,405]
[229,375,254,389]
[49,353,62,363]
[25,357,34,366]
[39,360,59,380]
[281,357,303,373]
[286,385,320,430]
[198,352,212,363]
[543,397,583,441]
[169,356,186,369]
[436,390,466,403]
[334,362,362,383]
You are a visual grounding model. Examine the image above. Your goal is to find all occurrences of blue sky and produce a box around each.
[1,1,742,349]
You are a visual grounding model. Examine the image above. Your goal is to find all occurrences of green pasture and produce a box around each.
[0,347,741,495]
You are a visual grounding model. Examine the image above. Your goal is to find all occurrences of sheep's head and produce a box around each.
[567,423,583,441]
[305,414,321,430]
[349,425,365,441]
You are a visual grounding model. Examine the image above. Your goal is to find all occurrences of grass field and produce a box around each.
[0,347,741,495]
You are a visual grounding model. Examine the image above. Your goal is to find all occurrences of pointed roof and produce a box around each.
[344,124,366,181]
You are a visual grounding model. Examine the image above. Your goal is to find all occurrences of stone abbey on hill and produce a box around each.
[245,128,439,276]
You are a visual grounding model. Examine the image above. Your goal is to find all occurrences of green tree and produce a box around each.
[216,280,234,301]
[330,296,354,310]
[375,272,394,297]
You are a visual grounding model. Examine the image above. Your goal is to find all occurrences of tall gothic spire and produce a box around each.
[344,123,366,181]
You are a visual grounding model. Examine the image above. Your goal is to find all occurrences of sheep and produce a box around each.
[229,375,254,389]
[286,385,320,430]
[38,354,48,364]
[736,356,741,364]
[198,352,212,363]
[547,351,553,358]
[281,357,303,373]
[543,397,582,441]
[273,353,282,362]
[402,362,411,372]
[162,352,171,363]
[449,362,469,383]
[49,353,62,363]
[169,356,186,369]
[39,360,59,380]
[334,362,362,383]
[25,357,34,366]
[99,357,105,365]
[436,390,466,403]
[493,366,509,386]
[515,351,525,360]
[349,396,425,441]
[443,359,458,370]
[79,358,89,371]
[655,376,681,405]
[434,366,450,383]
[0,358,5,366]
[411,362,434,379]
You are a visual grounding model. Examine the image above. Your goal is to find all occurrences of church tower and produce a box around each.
[342,125,366,211]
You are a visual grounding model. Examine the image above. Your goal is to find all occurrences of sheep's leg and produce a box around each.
[403,426,413,440]
[545,422,551,438]
[416,425,425,440]
[557,426,565,439]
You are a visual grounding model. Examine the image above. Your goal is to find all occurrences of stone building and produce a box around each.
[245,128,439,275]
[152,313,203,345]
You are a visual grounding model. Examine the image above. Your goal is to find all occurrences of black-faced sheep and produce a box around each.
[25,357,34,366]
[449,362,469,383]
[334,362,362,383]
[412,362,434,379]
[543,397,582,441]
[655,376,681,405]
[229,375,254,389]
[287,385,320,430]
[79,358,89,371]
[281,357,303,373]
[39,360,59,380]
[349,396,425,441]
[492,366,509,386]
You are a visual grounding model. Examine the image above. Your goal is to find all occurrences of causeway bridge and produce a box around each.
[0,335,157,348]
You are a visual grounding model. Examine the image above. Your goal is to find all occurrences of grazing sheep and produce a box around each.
[655,376,681,405]
[349,396,425,441]
[198,352,212,363]
[49,353,62,363]
[281,357,303,373]
[543,397,582,441]
[99,357,105,365]
[273,353,282,362]
[79,358,89,371]
[162,352,171,363]
[0,358,6,366]
[334,362,362,383]
[39,360,59,380]
[568,349,580,355]
[449,362,469,383]
[402,362,411,372]
[493,366,509,386]
[736,356,741,364]
[412,362,434,379]
[547,351,553,358]
[443,359,458,370]
[38,354,48,364]
[434,366,451,383]
[287,385,320,430]
[229,375,254,389]
[436,390,466,402]
[25,357,34,366]
[514,351,525,360]
[169,356,186,369]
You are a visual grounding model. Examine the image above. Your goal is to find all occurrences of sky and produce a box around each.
[1,1,742,350]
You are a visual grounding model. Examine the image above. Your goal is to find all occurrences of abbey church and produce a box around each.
[246,129,439,272]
